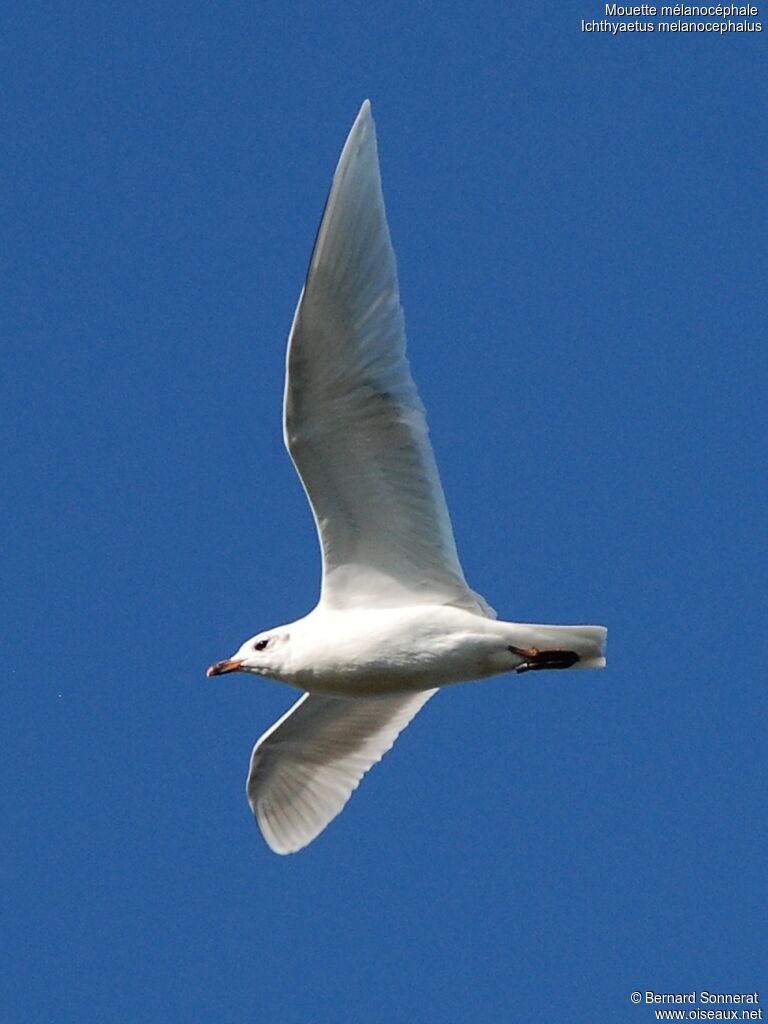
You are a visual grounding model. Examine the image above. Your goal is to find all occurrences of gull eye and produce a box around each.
[254,639,269,651]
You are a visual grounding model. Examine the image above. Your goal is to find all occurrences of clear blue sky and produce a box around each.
[3,3,765,1022]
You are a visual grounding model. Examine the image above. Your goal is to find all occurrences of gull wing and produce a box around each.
[246,688,437,854]
[284,100,494,616]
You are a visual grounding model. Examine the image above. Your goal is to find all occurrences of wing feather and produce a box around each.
[246,688,437,854]
[284,100,493,617]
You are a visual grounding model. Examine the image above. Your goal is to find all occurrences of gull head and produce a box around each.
[207,631,289,680]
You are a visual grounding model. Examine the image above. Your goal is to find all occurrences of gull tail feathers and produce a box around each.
[510,623,607,670]
[546,624,607,669]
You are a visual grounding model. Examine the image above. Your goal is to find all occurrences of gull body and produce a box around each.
[222,605,606,698]
[208,100,607,854]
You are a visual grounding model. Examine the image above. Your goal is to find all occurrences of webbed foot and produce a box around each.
[508,645,580,673]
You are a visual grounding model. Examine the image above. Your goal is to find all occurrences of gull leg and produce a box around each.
[508,645,580,674]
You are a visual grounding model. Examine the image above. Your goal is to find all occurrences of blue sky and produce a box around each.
[3,3,765,1022]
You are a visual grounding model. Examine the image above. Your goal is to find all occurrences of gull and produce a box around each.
[207,101,607,855]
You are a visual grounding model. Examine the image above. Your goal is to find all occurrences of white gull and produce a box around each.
[208,100,607,855]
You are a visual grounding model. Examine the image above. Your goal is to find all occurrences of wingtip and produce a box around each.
[332,100,377,176]
[355,99,374,129]
[255,807,312,856]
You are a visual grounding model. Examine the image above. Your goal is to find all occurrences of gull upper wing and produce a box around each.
[246,688,437,854]
[284,100,494,616]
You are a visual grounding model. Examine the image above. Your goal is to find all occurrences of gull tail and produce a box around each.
[509,623,607,671]
[555,624,607,670]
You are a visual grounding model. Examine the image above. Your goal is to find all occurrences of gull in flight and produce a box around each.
[208,101,607,854]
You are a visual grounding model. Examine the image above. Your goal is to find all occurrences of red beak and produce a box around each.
[206,659,245,677]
